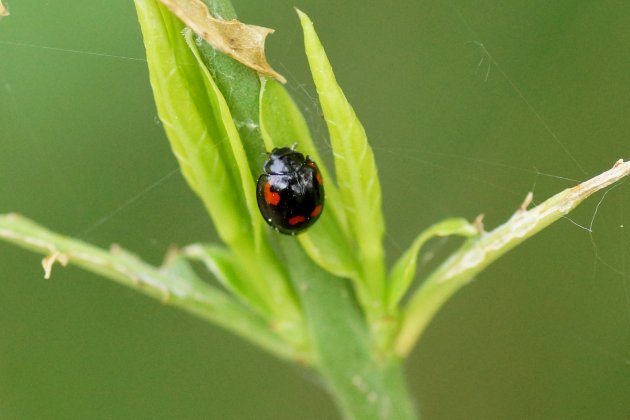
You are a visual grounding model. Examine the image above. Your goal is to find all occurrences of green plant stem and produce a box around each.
[0,213,301,362]
[280,237,417,419]
[395,159,630,356]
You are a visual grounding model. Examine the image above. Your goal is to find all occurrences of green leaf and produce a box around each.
[395,160,630,356]
[297,10,386,301]
[387,218,478,310]
[183,244,269,315]
[259,79,357,278]
[194,2,269,177]
[183,29,264,244]
[135,0,252,247]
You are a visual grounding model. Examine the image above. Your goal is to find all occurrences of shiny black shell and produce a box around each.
[256,147,324,235]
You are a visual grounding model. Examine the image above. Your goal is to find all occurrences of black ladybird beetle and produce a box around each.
[256,147,324,235]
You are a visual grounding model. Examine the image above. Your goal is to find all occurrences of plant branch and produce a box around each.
[395,159,630,356]
[279,237,417,419]
[0,213,300,362]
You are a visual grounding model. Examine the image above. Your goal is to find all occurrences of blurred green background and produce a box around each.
[1,1,629,418]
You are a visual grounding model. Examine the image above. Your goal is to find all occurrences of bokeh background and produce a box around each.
[1,1,629,418]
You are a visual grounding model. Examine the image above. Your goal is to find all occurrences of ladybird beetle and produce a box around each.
[256,147,324,235]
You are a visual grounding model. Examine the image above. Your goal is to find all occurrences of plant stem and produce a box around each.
[0,213,301,362]
[280,238,417,419]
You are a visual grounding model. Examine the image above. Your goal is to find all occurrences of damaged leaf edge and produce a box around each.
[159,0,286,83]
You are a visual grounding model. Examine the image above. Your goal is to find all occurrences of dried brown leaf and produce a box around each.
[159,0,286,83]
[0,0,9,17]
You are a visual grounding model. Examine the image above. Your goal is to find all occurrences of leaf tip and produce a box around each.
[294,8,311,26]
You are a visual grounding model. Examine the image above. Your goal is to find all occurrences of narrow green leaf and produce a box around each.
[387,218,478,310]
[297,10,386,301]
[183,29,263,244]
[395,160,630,356]
[194,1,269,177]
[183,244,269,315]
[259,78,357,278]
[135,0,251,247]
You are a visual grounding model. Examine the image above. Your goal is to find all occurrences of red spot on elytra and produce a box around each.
[264,182,280,206]
[308,162,323,185]
[310,205,322,218]
[288,215,306,225]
